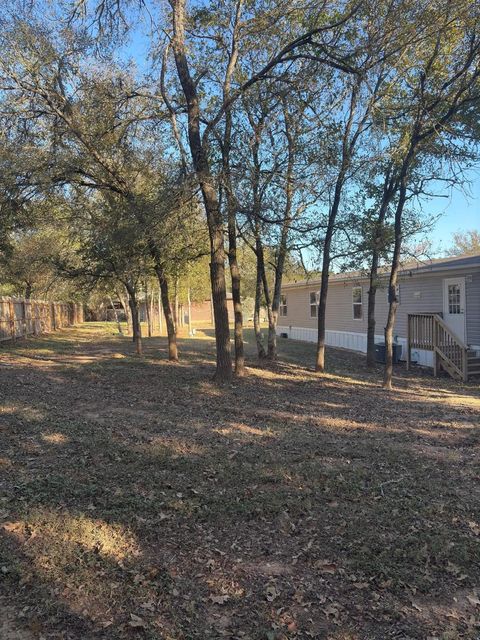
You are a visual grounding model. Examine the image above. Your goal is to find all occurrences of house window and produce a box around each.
[279,294,287,317]
[310,291,319,317]
[448,284,461,314]
[352,286,363,319]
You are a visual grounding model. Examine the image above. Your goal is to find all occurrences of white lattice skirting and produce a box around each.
[276,326,435,368]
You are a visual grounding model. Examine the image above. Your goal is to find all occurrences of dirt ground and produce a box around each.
[1,322,479,640]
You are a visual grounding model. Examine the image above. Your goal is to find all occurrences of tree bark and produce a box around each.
[315,244,332,372]
[158,287,164,334]
[119,286,133,337]
[315,84,359,372]
[366,175,395,367]
[315,175,344,372]
[154,266,178,361]
[174,276,179,331]
[256,236,276,352]
[254,248,267,359]
[383,179,407,390]
[267,100,295,360]
[226,174,244,376]
[125,282,142,356]
[170,0,232,382]
[187,286,192,336]
[144,281,152,338]
[223,0,245,376]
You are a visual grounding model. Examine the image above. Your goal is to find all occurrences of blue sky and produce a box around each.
[120,17,479,257]
[423,172,479,253]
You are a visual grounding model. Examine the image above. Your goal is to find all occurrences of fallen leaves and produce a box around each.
[314,559,337,575]
[209,594,230,605]
[265,585,280,602]
[128,613,146,628]
[466,594,480,607]
[2,324,480,640]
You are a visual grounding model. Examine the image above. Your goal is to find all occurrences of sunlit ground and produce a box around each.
[1,322,479,639]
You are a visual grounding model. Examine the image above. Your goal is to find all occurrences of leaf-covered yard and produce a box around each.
[1,323,480,639]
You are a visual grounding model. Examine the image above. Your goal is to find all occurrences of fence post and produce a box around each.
[9,299,16,342]
[22,300,27,337]
[432,318,438,378]
[32,302,38,336]
[463,348,468,382]
[406,315,411,371]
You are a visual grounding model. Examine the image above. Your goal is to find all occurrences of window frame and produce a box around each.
[448,283,461,315]
[352,286,363,320]
[309,291,319,318]
[279,294,288,317]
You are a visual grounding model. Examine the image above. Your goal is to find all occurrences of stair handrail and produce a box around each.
[432,313,468,381]
[433,313,468,350]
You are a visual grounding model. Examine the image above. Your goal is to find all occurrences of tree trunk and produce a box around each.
[187,286,192,336]
[144,281,152,338]
[170,0,232,382]
[315,257,331,372]
[144,238,177,358]
[223,16,245,377]
[316,84,359,372]
[267,259,283,360]
[315,197,339,372]
[256,236,275,345]
[208,224,233,381]
[154,266,178,361]
[125,283,142,356]
[25,282,33,300]
[158,287,164,335]
[115,287,129,334]
[174,277,179,330]
[267,101,294,360]
[108,295,123,335]
[227,196,244,376]
[254,252,267,359]
[366,169,395,367]
[120,286,133,337]
[383,180,407,390]
[150,291,155,335]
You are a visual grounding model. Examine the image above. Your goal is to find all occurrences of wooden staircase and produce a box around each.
[468,353,480,379]
[407,313,477,382]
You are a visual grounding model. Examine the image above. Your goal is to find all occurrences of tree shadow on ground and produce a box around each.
[1,323,480,639]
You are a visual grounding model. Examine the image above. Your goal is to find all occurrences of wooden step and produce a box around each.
[438,355,463,381]
[468,354,480,376]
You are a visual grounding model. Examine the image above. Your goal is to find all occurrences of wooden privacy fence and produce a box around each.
[0,297,84,343]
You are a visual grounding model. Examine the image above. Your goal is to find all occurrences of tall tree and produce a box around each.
[448,230,480,255]
[0,24,184,359]
[375,0,480,389]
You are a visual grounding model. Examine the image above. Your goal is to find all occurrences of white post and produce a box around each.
[187,287,192,336]
[158,288,163,335]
